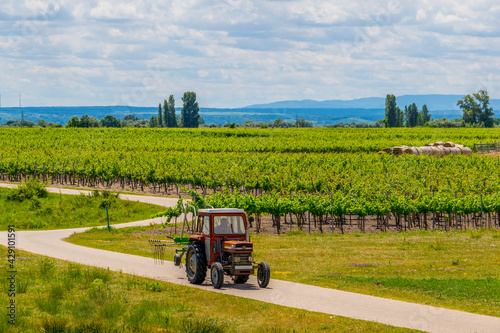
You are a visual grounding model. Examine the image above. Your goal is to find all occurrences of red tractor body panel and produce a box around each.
[196,209,255,275]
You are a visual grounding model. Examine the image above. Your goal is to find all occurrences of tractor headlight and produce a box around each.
[234,257,241,263]
[248,256,254,263]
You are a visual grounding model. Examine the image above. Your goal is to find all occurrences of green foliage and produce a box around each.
[153,199,183,226]
[66,116,80,128]
[427,117,462,128]
[158,103,163,127]
[2,119,36,127]
[149,115,158,128]
[99,115,121,128]
[0,187,163,231]
[385,94,397,127]
[420,104,431,125]
[4,127,500,223]
[90,190,120,208]
[458,90,495,127]
[66,114,99,128]
[405,103,419,127]
[163,95,177,128]
[295,118,313,128]
[7,180,48,201]
[122,114,149,128]
[181,91,200,128]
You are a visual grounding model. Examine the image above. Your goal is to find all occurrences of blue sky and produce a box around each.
[1,0,499,108]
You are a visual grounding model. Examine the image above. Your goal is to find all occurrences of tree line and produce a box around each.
[151,91,200,128]
[384,95,431,128]
[384,90,495,128]
[2,90,497,129]
[66,91,201,128]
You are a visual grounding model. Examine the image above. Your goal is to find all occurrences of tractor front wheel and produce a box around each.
[185,243,207,284]
[257,262,270,288]
[211,262,224,289]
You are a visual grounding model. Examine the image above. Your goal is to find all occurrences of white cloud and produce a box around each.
[416,9,426,21]
[0,0,500,107]
[90,1,143,20]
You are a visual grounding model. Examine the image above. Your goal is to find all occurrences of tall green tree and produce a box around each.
[163,99,169,127]
[181,92,200,128]
[404,105,409,127]
[149,115,158,128]
[420,104,431,125]
[396,106,404,127]
[163,95,177,128]
[457,90,494,127]
[476,90,494,128]
[168,95,177,128]
[384,94,397,127]
[158,103,163,127]
[406,103,418,127]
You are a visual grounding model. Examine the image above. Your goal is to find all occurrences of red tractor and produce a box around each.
[174,208,270,289]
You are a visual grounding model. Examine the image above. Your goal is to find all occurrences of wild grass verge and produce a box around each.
[0,182,164,230]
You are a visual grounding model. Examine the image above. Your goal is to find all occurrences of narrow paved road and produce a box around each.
[0,184,498,333]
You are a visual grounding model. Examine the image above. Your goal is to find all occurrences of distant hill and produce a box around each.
[1,94,497,126]
[245,94,500,111]
[0,106,385,126]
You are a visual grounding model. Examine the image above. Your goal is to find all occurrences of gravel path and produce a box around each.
[0,184,498,333]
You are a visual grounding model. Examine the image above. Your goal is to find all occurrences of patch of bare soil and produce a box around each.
[478,151,500,157]
[137,212,499,237]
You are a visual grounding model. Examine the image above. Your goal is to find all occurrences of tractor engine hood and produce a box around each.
[222,240,253,253]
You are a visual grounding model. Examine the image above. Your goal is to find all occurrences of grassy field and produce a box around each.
[0,247,417,333]
[67,227,500,317]
[0,182,164,230]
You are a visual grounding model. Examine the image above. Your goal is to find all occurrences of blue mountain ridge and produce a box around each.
[246,94,500,111]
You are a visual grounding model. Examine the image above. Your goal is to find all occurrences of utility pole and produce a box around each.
[21,110,24,127]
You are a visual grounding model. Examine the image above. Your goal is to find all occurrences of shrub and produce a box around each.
[7,180,48,202]
[91,190,120,208]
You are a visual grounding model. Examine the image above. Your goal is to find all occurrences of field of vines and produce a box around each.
[1,127,500,234]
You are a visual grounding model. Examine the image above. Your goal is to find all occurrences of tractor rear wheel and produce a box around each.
[233,275,249,284]
[257,262,270,288]
[185,243,207,284]
[211,262,224,289]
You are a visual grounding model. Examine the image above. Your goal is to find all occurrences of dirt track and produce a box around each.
[0,183,499,333]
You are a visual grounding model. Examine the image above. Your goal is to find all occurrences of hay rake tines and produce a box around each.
[149,239,168,265]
